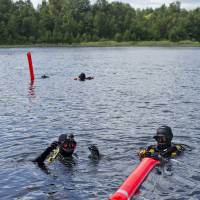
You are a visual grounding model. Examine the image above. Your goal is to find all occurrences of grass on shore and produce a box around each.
[0,40,200,48]
[80,40,200,47]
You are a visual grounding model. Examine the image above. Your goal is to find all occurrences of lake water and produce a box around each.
[0,47,200,200]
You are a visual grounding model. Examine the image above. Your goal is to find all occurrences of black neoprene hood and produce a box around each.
[154,125,173,141]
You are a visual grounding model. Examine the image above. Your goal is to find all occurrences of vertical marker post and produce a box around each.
[27,52,35,81]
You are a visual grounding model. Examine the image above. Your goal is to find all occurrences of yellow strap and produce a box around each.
[171,152,177,158]
[47,147,60,163]
[149,148,155,153]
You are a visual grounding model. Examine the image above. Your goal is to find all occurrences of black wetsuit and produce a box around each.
[34,140,76,165]
[139,143,185,160]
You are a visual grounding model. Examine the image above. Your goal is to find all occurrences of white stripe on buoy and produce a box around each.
[116,189,129,198]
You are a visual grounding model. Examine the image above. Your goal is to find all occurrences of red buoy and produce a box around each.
[27,52,35,81]
[109,158,160,200]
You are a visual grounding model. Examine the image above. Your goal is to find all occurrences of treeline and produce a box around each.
[0,0,200,44]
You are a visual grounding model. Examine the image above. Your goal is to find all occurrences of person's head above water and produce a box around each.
[79,73,86,81]
[74,73,94,81]
[58,134,76,157]
[153,125,173,150]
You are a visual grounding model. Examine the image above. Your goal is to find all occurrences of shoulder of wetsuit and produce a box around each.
[73,140,77,146]
[174,143,185,153]
[86,77,94,80]
[162,144,185,158]
[160,145,178,157]
[33,141,58,164]
[147,145,157,151]
[72,141,77,150]
[50,141,58,149]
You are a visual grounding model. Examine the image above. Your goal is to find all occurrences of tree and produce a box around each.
[0,0,199,44]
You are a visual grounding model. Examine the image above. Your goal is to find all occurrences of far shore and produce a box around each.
[0,40,200,48]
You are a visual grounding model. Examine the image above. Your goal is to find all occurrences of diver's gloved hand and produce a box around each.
[138,149,159,159]
[138,149,147,159]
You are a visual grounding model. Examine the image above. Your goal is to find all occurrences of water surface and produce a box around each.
[0,47,200,200]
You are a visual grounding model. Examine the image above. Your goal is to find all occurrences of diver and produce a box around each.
[74,73,94,81]
[33,133,77,166]
[138,125,185,161]
[88,144,101,160]
[41,74,49,79]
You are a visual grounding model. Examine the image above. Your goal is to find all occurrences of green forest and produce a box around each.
[0,0,200,45]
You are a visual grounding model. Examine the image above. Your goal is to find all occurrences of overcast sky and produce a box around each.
[30,0,200,10]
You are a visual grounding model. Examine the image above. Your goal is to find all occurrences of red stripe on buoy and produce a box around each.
[27,52,35,81]
[109,158,160,200]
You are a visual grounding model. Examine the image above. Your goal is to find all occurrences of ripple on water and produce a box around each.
[0,47,200,200]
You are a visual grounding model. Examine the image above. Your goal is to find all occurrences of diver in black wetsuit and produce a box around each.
[74,73,94,81]
[41,74,49,79]
[138,125,185,160]
[33,134,76,166]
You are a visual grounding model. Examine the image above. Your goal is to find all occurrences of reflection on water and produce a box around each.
[28,80,36,97]
[0,47,200,200]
